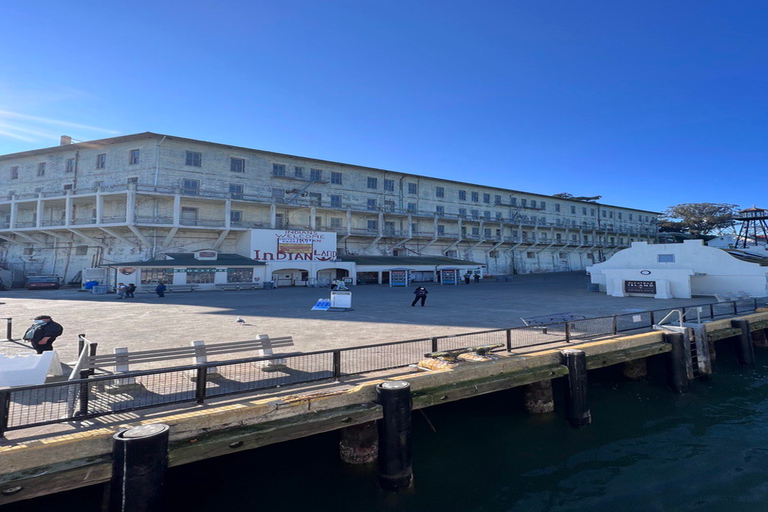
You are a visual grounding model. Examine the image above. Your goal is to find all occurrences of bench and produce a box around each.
[85,335,295,376]
[215,283,260,291]
[166,284,199,293]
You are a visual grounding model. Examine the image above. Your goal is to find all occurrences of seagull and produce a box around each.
[236,316,246,324]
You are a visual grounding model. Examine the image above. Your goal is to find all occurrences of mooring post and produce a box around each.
[376,381,413,490]
[339,420,378,464]
[107,424,170,512]
[664,332,689,393]
[524,380,554,413]
[732,319,755,367]
[561,349,591,427]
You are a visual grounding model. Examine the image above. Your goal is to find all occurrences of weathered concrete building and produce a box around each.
[0,133,658,284]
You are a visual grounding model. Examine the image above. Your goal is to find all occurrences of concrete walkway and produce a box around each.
[0,272,730,368]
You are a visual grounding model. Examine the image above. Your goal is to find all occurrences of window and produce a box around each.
[571,205,576,214]
[459,208,467,217]
[483,193,490,204]
[330,195,342,208]
[384,221,395,234]
[489,250,499,258]
[618,212,623,220]
[186,269,215,284]
[367,177,378,189]
[582,207,587,215]
[230,157,245,173]
[367,198,377,210]
[437,224,445,235]
[129,149,140,165]
[23,247,34,256]
[484,228,491,237]
[230,210,243,224]
[471,209,479,219]
[527,252,535,258]
[181,207,198,224]
[127,177,138,185]
[510,197,517,206]
[330,217,342,228]
[37,162,46,176]
[602,210,607,218]
[308,192,322,205]
[436,186,445,198]
[540,201,546,210]
[95,154,106,169]
[310,169,322,181]
[629,213,634,220]
[65,159,75,173]
[272,163,286,176]
[227,268,253,283]
[185,151,202,167]
[384,200,395,211]
[367,219,378,230]
[384,179,395,191]
[407,203,416,212]
[591,208,596,216]
[471,192,479,202]
[446,250,457,257]
[10,166,18,179]
[555,233,562,241]
[555,204,561,212]
[331,172,342,185]
[484,211,491,219]
[436,205,445,215]
[495,194,501,205]
[472,227,480,236]
[531,200,536,208]
[271,188,284,202]
[182,179,200,195]
[658,254,675,263]
[75,245,88,255]
[294,166,304,178]
[408,183,418,195]
[229,184,243,199]
[521,198,527,207]
[495,212,502,220]
[459,190,467,201]
[140,268,174,285]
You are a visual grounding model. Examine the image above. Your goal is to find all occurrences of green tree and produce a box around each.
[661,203,739,237]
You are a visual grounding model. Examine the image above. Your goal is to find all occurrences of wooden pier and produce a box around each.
[1,310,768,505]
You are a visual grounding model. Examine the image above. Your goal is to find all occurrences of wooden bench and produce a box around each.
[85,336,295,375]
[215,283,260,291]
[424,343,505,362]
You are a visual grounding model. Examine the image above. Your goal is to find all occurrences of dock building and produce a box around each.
[0,133,659,285]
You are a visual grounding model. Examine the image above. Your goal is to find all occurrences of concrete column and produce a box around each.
[173,194,181,225]
[96,193,103,223]
[339,421,378,464]
[622,358,647,380]
[524,380,554,413]
[225,199,232,228]
[64,194,72,226]
[36,196,44,228]
[126,188,136,224]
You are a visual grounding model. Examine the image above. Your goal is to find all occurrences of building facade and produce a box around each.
[0,132,659,285]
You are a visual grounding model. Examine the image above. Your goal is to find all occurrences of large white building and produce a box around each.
[0,133,659,286]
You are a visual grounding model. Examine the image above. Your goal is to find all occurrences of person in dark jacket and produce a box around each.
[411,286,429,307]
[125,283,137,298]
[23,315,64,354]
[155,282,167,297]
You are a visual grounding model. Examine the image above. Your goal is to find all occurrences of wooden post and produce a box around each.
[561,349,591,427]
[665,332,689,393]
[524,380,554,413]
[339,421,378,464]
[376,381,413,490]
[107,424,170,512]
[732,319,755,367]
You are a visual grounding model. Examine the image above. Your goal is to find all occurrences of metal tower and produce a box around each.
[734,206,768,249]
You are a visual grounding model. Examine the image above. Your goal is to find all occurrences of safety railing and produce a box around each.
[0,298,764,436]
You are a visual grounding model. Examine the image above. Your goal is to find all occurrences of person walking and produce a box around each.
[473,273,480,283]
[125,283,137,298]
[411,286,429,307]
[22,315,64,354]
[116,283,127,299]
[155,281,167,297]
[464,273,471,285]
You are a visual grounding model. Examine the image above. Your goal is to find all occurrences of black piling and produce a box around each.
[562,349,591,427]
[107,424,170,512]
[665,332,689,393]
[376,381,413,490]
[732,319,755,367]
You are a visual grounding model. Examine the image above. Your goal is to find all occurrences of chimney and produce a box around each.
[60,135,72,146]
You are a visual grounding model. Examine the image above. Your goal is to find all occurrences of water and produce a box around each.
[10,342,768,512]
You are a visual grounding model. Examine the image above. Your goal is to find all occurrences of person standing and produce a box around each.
[411,286,429,307]
[155,281,167,297]
[125,283,137,298]
[464,273,471,285]
[473,273,480,283]
[23,315,64,354]
[116,283,127,299]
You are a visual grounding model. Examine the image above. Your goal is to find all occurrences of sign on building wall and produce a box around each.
[624,280,657,294]
[250,230,338,262]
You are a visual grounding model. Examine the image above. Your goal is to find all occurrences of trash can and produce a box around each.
[92,285,109,294]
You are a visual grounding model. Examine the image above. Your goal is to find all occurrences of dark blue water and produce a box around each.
[10,342,768,512]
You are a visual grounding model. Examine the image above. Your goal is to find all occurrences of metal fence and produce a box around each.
[0,299,763,436]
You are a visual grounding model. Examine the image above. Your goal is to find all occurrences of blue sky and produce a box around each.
[1,0,766,214]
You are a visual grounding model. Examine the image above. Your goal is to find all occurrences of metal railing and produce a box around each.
[0,299,763,436]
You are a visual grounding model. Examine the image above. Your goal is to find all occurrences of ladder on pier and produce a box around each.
[653,309,712,380]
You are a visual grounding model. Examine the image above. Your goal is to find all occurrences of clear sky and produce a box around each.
[1,0,766,214]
